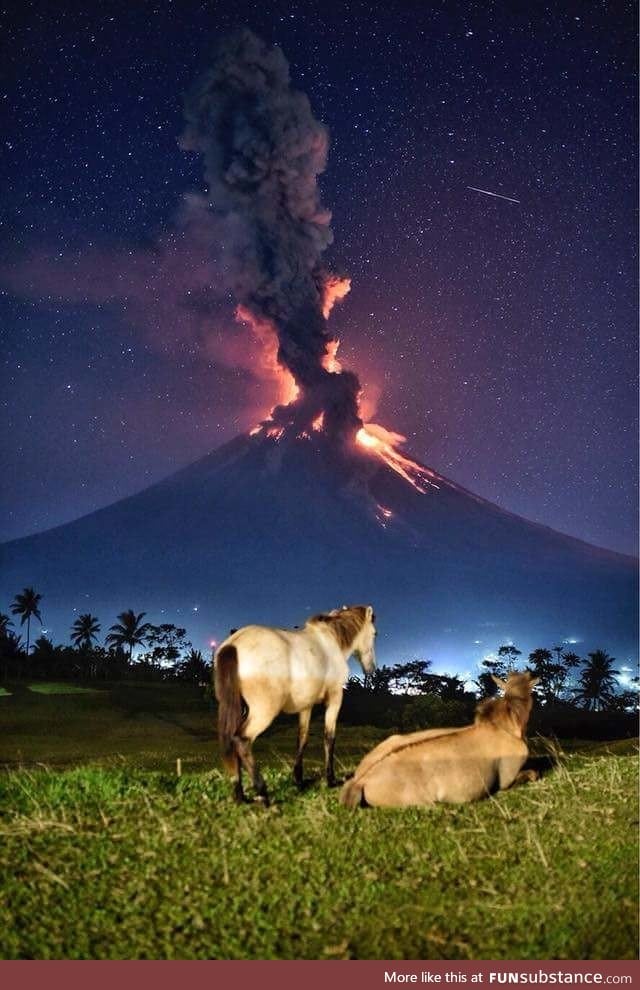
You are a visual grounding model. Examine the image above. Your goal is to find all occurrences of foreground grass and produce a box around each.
[0,683,637,959]
[0,753,636,960]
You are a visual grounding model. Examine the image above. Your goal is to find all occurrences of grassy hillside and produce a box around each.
[0,680,387,772]
[0,683,637,960]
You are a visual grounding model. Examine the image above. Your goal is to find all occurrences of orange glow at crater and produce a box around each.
[241,273,434,496]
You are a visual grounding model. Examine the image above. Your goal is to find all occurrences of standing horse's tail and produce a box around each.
[339,776,366,809]
[214,644,244,773]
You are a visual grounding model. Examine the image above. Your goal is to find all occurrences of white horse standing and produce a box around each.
[214,605,377,805]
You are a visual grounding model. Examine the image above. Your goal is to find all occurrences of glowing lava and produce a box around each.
[250,400,439,501]
[356,424,440,494]
[375,503,394,528]
[265,426,285,441]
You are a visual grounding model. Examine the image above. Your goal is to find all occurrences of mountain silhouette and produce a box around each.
[1,432,636,667]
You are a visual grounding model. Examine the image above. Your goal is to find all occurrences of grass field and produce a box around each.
[25,682,103,695]
[0,682,637,960]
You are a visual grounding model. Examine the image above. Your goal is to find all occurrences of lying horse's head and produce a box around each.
[476,669,539,738]
[491,669,539,697]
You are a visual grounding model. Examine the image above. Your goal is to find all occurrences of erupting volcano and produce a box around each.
[0,31,636,666]
[178,31,457,485]
[179,30,363,446]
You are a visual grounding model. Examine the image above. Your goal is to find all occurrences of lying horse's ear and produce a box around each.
[529,675,540,687]
[491,674,507,691]
[366,605,374,621]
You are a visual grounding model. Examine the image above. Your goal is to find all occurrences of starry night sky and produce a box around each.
[2,1,637,555]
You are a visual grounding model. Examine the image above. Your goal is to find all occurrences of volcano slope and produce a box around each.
[0,431,636,663]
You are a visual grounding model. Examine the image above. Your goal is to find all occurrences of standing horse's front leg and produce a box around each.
[324,696,342,787]
[294,708,312,789]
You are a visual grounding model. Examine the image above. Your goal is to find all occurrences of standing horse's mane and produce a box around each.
[307,605,369,650]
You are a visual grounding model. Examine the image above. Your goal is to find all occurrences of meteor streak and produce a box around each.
[467,186,520,205]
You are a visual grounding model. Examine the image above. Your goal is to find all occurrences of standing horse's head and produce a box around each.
[310,605,377,671]
[349,604,377,674]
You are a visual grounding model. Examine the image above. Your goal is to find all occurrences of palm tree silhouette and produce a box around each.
[562,651,581,669]
[497,644,522,671]
[71,613,101,650]
[10,588,43,657]
[574,650,619,711]
[0,613,14,638]
[106,610,151,663]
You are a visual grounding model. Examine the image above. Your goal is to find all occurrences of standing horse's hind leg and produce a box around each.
[294,708,312,789]
[221,738,246,804]
[235,736,270,807]
[233,746,248,804]
[231,750,246,804]
[324,696,342,787]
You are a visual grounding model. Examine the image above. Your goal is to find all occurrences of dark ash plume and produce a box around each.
[180,29,361,441]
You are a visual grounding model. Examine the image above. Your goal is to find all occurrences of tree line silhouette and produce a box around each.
[341,646,638,738]
[1,590,208,684]
[1,588,638,718]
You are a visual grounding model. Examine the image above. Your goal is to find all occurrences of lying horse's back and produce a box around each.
[341,670,538,809]
[350,726,463,783]
[352,724,527,807]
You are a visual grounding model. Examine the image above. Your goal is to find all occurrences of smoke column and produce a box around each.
[180,30,362,442]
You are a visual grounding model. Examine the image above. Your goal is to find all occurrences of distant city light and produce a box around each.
[617,666,639,688]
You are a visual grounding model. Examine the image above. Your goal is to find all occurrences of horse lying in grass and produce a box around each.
[214,605,377,806]
[340,670,539,809]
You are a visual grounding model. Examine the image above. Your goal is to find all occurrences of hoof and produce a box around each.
[232,784,247,804]
[326,777,343,789]
[295,776,316,792]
